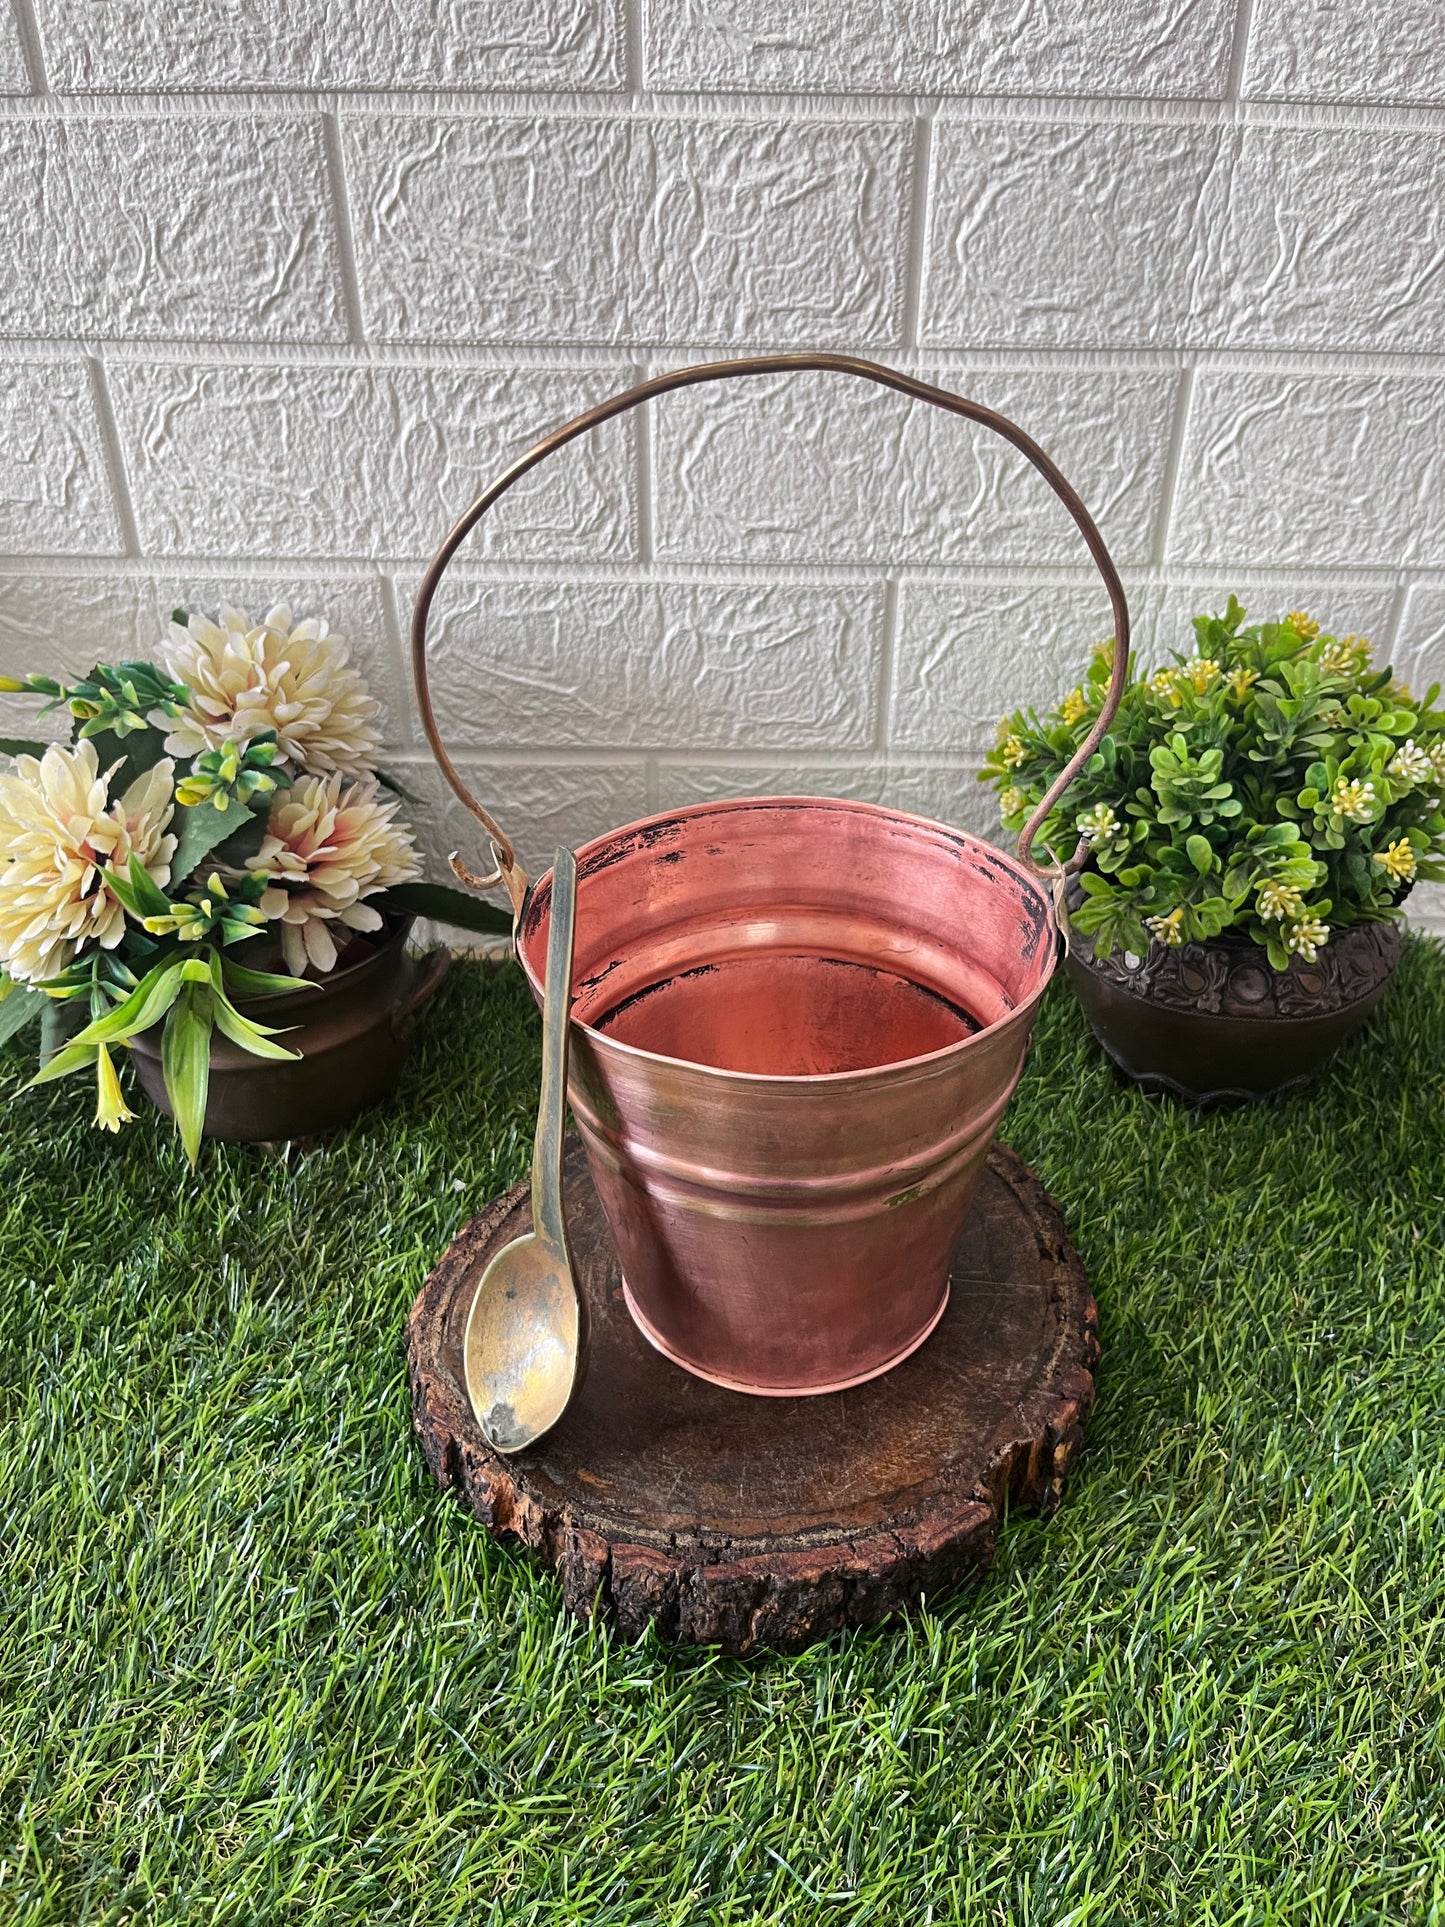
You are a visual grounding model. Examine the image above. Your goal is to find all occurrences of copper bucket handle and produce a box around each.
[411,352,1131,914]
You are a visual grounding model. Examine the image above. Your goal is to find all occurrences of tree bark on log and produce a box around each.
[406,1134,1097,1655]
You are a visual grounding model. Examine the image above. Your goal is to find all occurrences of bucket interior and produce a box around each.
[518,798,1056,1079]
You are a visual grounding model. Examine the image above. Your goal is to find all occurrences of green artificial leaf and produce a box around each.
[29,1037,102,1085]
[220,957,315,1000]
[0,982,46,1044]
[85,723,169,790]
[374,767,425,806]
[210,996,299,1061]
[30,957,185,1073]
[0,736,51,760]
[162,983,213,1166]
[212,809,270,871]
[108,853,174,923]
[39,996,86,1067]
[170,793,255,885]
[1185,834,1214,876]
[377,881,513,936]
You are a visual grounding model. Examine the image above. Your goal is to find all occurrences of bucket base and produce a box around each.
[620,1277,951,1396]
[406,1131,1098,1655]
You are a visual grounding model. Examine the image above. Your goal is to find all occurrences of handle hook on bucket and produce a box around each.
[410,353,1131,911]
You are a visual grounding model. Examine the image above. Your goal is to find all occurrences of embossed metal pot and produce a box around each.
[412,353,1133,1394]
[131,916,449,1142]
[1064,890,1401,1102]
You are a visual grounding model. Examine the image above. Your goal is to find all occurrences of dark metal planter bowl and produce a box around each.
[131,916,449,1142]
[1064,902,1402,1102]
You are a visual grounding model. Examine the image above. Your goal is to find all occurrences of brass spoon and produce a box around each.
[464,847,586,1454]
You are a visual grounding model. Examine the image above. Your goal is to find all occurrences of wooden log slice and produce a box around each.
[405,1133,1098,1656]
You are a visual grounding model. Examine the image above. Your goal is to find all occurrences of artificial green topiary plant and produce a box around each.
[982,601,1445,970]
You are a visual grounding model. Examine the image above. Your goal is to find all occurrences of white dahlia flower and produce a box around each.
[247,772,420,976]
[159,603,382,776]
[0,740,175,982]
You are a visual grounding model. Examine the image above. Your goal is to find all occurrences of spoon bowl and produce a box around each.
[464,1228,584,1452]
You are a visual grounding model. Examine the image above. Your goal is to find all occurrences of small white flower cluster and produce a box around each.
[1179,656,1221,692]
[1284,917,1330,963]
[1256,880,1305,923]
[1373,837,1417,884]
[1076,802,1120,845]
[1330,776,1376,822]
[1388,740,1433,787]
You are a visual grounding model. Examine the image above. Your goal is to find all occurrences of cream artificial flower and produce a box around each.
[1145,906,1186,947]
[247,772,420,976]
[1059,687,1089,726]
[159,603,382,777]
[0,740,175,982]
[94,1043,137,1133]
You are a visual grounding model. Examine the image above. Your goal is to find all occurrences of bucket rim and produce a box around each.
[515,793,1061,1090]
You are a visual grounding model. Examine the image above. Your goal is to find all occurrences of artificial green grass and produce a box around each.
[3,939,1445,1926]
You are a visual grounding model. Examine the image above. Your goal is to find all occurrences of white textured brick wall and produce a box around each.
[2,0,1443,932]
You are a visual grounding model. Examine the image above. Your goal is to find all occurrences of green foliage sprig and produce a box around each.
[982,602,1445,969]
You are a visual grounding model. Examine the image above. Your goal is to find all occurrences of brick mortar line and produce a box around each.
[899,111,935,351]
[874,579,899,753]
[0,557,1434,590]
[377,570,421,753]
[84,357,141,558]
[320,104,368,346]
[381,746,994,769]
[8,0,47,92]
[1149,366,1197,569]
[622,0,643,94]
[1382,574,1413,664]
[1225,0,1258,110]
[17,341,1445,381]
[5,90,1445,134]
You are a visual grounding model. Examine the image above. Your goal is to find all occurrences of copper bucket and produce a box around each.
[413,354,1129,1396]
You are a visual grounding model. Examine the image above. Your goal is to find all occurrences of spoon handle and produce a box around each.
[532,846,576,1250]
